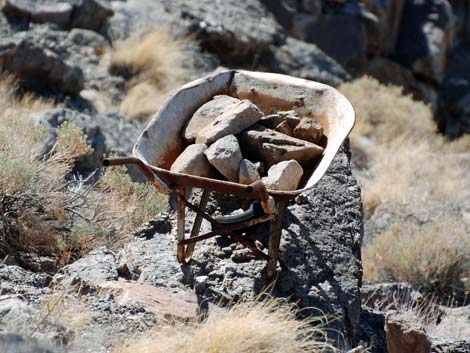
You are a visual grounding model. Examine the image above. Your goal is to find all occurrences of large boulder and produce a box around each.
[269,37,350,86]
[109,0,285,64]
[117,143,364,347]
[2,0,73,29]
[0,38,84,95]
[291,10,368,68]
[2,0,113,32]
[438,44,470,137]
[395,0,453,83]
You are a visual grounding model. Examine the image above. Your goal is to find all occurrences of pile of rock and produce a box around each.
[170,95,325,191]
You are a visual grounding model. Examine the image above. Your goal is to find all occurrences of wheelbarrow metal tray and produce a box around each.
[133,70,355,199]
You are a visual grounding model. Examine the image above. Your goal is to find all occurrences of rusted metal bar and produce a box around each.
[267,201,286,279]
[185,199,218,225]
[103,157,170,194]
[176,188,186,263]
[183,190,210,263]
[246,180,276,214]
[229,233,271,261]
[180,214,274,245]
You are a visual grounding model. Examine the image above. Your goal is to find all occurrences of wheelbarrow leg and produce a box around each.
[267,201,286,279]
[183,189,210,263]
[176,188,186,263]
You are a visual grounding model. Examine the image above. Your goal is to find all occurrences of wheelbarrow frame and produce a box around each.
[103,70,355,279]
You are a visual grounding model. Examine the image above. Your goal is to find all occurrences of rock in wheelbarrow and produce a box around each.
[170,144,213,177]
[204,135,242,182]
[262,160,304,191]
[183,95,241,143]
[293,117,324,144]
[195,100,263,145]
[239,124,324,167]
[239,159,261,185]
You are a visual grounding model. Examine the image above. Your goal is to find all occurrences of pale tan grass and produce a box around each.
[116,297,333,353]
[110,29,191,119]
[361,137,468,212]
[40,292,94,332]
[363,219,470,295]
[339,76,436,146]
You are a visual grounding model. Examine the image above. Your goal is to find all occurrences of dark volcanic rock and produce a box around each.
[0,38,84,95]
[432,340,470,353]
[118,142,363,347]
[269,37,350,86]
[2,0,113,32]
[293,12,368,68]
[66,0,113,32]
[438,44,470,137]
[395,0,453,83]
[2,0,73,29]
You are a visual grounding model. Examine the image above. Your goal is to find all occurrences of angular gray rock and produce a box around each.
[117,143,364,347]
[293,117,324,144]
[195,100,263,145]
[204,135,243,182]
[2,0,73,28]
[33,109,143,173]
[239,159,260,185]
[170,144,213,178]
[0,334,55,353]
[239,124,324,167]
[432,340,470,353]
[53,247,118,292]
[183,95,241,143]
[0,39,84,95]
[262,160,304,191]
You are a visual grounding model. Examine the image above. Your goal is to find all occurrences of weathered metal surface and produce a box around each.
[133,69,355,198]
[104,70,355,279]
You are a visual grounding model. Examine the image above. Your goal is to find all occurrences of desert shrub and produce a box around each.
[110,29,191,119]
[116,297,333,353]
[0,75,167,263]
[60,166,167,262]
[363,220,470,298]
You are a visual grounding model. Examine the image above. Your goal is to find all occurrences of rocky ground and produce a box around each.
[0,0,469,352]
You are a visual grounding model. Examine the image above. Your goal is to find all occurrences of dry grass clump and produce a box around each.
[363,220,470,298]
[339,76,436,145]
[341,76,470,298]
[60,166,167,262]
[116,297,333,353]
[110,30,191,119]
[360,137,468,212]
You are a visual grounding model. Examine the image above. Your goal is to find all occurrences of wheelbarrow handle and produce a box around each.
[103,157,170,194]
[246,180,276,214]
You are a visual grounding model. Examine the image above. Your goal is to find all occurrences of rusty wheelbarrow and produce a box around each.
[104,70,355,279]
